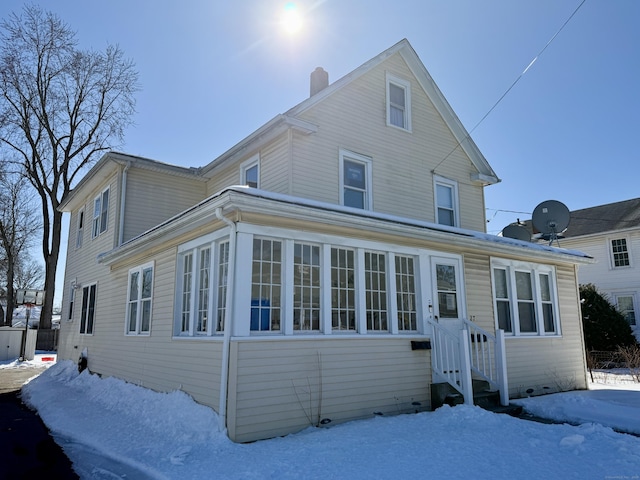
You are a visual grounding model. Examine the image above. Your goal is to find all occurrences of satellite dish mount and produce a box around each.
[532,200,571,247]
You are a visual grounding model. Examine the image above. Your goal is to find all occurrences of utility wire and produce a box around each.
[431,0,587,174]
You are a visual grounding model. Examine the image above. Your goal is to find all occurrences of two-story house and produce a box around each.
[58,39,592,443]
[556,198,640,341]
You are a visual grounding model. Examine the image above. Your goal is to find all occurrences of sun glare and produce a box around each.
[281,2,303,35]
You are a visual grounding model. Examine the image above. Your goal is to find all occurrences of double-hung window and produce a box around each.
[176,239,229,336]
[610,238,630,267]
[126,263,154,335]
[434,176,459,227]
[76,208,84,249]
[240,156,260,188]
[92,188,109,238]
[491,259,559,336]
[80,284,97,335]
[615,295,637,326]
[386,73,411,131]
[340,149,372,210]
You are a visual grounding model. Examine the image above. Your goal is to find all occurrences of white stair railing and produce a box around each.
[428,318,509,407]
[427,318,473,405]
[462,318,509,406]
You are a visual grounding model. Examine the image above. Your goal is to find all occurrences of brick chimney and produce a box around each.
[310,67,329,96]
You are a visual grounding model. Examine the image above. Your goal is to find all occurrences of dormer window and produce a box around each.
[386,73,411,132]
[240,155,260,188]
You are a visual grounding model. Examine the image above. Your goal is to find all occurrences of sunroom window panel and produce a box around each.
[197,248,210,334]
[396,255,417,331]
[331,247,356,331]
[217,242,229,332]
[181,253,193,333]
[251,239,282,332]
[365,252,388,332]
[293,243,321,331]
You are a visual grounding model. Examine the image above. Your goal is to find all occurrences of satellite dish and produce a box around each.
[532,200,570,246]
[502,224,531,242]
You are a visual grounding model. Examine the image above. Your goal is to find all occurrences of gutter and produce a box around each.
[118,162,130,246]
[215,207,237,433]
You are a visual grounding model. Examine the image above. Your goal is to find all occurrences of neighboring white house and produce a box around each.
[57,39,593,443]
[557,198,640,341]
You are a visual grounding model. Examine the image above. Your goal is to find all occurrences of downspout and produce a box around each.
[215,207,237,433]
[118,162,130,246]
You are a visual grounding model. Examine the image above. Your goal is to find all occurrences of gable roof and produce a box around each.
[201,39,500,185]
[562,198,640,238]
[59,151,204,212]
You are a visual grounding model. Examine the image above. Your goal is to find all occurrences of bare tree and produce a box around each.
[0,172,40,325]
[0,6,139,328]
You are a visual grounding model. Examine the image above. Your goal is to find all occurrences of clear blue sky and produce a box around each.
[1,1,638,304]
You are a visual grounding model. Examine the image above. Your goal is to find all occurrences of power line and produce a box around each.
[432,0,587,174]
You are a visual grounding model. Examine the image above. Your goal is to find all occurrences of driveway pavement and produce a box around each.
[0,366,78,479]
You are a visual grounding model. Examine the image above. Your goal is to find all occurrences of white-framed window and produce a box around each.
[240,155,260,188]
[251,238,282,332]
[614,294,637,326]
[491,258,560,336]
[76,208,85,249]
[67,286,75,321]
[434,176,459,227]
[126,262,154,335]
[331,247,357,332]
[92,187,109,238]
[395,255,417,331]
[339,149,372,210]
[365,251,388,332]
[386,73,412,131]
[610,238,631,268]
[293,242,321,331]
[175,237,229,337]
[80,283,97,335]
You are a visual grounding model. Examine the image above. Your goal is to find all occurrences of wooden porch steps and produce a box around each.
[431,380,523,417]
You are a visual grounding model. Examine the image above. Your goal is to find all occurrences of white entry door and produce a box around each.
[430,256,464,330]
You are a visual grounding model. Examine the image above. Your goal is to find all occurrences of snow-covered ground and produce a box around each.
[6,356,639,479]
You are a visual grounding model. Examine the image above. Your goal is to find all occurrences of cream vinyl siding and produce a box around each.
[504,264,588,396]
[64,245,224,409]
[226,337,431,443]
[123,168,206,242]
[60,174,120,355]
[462,252,497,332]
[292,53,486,231]
[205,133,291,197]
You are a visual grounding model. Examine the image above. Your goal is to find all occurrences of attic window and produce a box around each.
[386,73,411,132]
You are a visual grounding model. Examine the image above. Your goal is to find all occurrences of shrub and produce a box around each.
[579,284,637,351]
